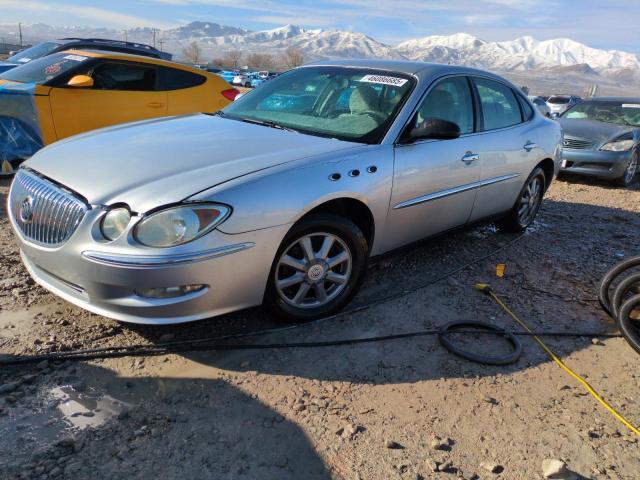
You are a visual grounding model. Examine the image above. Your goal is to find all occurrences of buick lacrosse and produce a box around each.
[8,60,562,324]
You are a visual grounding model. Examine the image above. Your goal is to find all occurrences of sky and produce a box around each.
[0,0,639,53]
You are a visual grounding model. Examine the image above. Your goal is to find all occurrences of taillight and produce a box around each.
[221,88,240,101]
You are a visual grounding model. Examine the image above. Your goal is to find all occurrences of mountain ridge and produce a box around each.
[1,21,638,76]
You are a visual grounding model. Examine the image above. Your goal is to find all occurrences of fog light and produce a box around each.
[136,284,206,299]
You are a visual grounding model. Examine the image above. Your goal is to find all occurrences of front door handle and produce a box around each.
[461,152,480,165]
[523,141,537,152]
[147,102,164,108]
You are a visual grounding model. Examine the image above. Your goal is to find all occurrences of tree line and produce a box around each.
[181,41,305,70]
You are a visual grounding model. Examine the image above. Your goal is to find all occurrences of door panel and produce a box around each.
[49,89,167,139]
[383,137,481,252]
[468,77,534,221]
[382,75,480,252]
[49,60,167,140]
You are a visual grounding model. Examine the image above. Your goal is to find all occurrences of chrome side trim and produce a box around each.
[81,242,255,268]
[393,173,521,210]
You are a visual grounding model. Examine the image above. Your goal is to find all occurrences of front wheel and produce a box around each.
[616,151,638,187]
[496,167,546,233]
[265,214,368,322]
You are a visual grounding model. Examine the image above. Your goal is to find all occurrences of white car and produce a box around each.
[232,74,251,88]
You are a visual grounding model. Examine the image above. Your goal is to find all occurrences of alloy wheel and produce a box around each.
[624,153,638,185]
[275,232,352,309]
[517,175,543,226]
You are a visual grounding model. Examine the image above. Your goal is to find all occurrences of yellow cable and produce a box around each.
[475,283,640,438]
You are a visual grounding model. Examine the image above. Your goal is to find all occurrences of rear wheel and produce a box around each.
[616,151,638,187]
[265,214,368,322]
[496,167,546,233]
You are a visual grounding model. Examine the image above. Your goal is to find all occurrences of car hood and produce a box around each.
[558,118,635,144]
[25,114,358,212]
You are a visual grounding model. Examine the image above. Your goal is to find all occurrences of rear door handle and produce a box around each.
[461,152,480,165]
[147,102,164,108]
[523,141,537,152]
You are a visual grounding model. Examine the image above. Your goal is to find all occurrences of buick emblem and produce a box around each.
[20,196,35,224]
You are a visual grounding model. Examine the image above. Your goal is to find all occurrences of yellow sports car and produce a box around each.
[0,50,239,173]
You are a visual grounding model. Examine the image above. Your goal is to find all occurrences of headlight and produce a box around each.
[134,203,231,248]
[101,207,131,241]
[601,139,635,152]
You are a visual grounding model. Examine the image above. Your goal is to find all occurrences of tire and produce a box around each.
[496,167,546,233]
[615,150,638,187]
[245,82,251,88]
[265,214,369,322]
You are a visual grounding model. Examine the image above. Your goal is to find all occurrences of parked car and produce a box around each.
[547,94,581,117]
[248,74,265,88]
[0,38,171,74]
[558,97,640,186]
[8,60,561,324]
[0,50,239,173]
[232,73,252,87]
[217,70,237,84]
[528,96,551,117]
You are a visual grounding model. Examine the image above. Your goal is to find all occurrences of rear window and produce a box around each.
[6,42,61,63]
[548,97,570,104]
[158,67,206,90]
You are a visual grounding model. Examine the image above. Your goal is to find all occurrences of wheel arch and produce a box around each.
[536,157,555,191]
[291,197,375,249]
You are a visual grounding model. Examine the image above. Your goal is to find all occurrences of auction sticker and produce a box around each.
[64,54,88,62]
[359,74,408,87]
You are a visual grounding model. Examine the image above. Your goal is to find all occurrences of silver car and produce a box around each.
[547,95,581,117]
[8,60,562,324]
[558,97,639,187]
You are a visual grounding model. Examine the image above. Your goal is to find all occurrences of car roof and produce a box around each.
[57,38,166,56]
[60,49,207,75]
[304,59,510,83]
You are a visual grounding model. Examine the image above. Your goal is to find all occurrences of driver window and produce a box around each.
[414,77,474,134]
[89,62,157,91]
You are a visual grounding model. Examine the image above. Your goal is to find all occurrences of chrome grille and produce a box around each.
[563,137,593,150]
[9,169,88,247]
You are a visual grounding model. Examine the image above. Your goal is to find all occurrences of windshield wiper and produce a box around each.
[230,116,298,133]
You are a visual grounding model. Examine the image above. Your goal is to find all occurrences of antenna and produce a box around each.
[153,29,156,48]
[159,38,164,52]
[18,22,23,48]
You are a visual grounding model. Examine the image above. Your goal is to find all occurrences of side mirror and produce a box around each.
[403,118,461,143]
[67,75,94,88]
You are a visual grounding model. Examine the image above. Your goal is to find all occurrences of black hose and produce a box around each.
[0,327,620,366]
[599,256,640,354]
[438,321,522,365]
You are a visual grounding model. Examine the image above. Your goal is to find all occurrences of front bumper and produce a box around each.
[11,207,290,324]
[561,148,630,180]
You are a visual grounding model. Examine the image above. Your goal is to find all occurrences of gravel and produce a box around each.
[1,176,640,479]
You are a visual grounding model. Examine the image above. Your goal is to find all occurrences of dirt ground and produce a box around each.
[0,174,639,480]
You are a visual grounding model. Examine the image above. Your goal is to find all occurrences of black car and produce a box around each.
[0,38,171,74]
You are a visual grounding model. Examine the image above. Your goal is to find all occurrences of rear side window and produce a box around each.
[158,67,206,90]
[519,96,534,120]
[90,61,157,91]
[474,78,522,130]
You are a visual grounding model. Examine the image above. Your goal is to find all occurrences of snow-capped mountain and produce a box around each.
[1,21,638,74]
[396,33,640,72]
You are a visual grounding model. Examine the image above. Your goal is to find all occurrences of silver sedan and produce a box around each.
[8,60,562,324]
